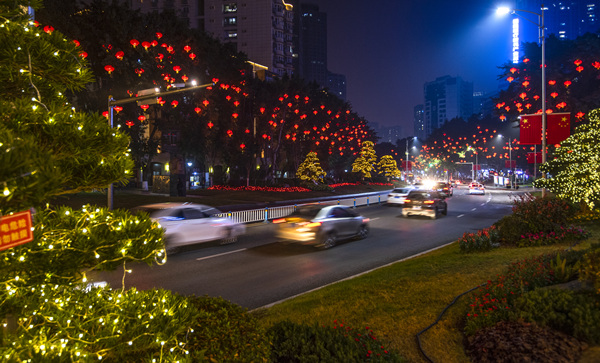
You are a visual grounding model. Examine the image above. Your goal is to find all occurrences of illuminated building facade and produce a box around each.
[423,75,473,138]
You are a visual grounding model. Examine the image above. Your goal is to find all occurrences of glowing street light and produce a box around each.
[496,5,546,195]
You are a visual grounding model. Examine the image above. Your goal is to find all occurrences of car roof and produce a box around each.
[133,202,220,212]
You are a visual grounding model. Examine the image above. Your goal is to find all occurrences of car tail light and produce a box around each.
[403,199,411,203]
[272,218,286,224]
[305,222,322,228]
[424,200,434,204]
[362,218,370,223]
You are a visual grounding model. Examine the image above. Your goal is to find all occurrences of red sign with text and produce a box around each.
[0,210,34,251]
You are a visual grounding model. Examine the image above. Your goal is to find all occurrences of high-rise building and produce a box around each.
[510,1,599,63]
[295,3,327,86]
[326,72,346,100]
[129,0,295,78]
[413,105,425,140]
[423,76,473,138]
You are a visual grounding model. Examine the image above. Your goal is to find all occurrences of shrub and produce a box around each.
[464,254,556,335]
[458,226,500,253]
[267,320,403,362]
[184,296,270,362]
[517,225,589,247]
[579,246,600,294]
[510,288,600,344]
[550,250,584,283]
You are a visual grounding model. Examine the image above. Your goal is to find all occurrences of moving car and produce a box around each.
[273,204,369,249]
[469,183,486,195]
[433,181,453,197]
[401,190,448,219]
[133,203,246,253]
[387,186,415,206]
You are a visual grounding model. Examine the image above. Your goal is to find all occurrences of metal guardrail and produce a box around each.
[215,192,390,224]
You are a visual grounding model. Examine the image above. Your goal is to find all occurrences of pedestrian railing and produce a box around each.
[214,192,390,224]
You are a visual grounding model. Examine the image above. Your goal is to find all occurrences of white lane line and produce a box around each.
[196,248,247,261]
[457,214,465,218]
[471,208,477,211]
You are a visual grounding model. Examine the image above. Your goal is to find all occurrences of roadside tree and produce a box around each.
[296,151,327,183]
[352,141,378,179]
[377,155,401,180]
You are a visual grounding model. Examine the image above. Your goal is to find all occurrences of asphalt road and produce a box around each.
[91,187,522,310]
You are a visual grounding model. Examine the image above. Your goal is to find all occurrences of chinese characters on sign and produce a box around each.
[0,210,34,251]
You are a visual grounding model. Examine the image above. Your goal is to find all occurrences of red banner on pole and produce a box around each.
[547,112,571,144]
[505,160,516,168]
[519,113,542,145]
[472,164,481,171]
[401,161,412,170]
[527,152,542,164]
[0,210,34,251]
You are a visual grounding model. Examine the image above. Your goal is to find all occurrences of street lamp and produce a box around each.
[498,134,514,188]
[497,5,546,196]
[467,145,478,182]
[405,137,416,182]
[107,81,213,209]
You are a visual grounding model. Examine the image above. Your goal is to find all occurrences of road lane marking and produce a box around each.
[457,214,465,218]
[196,248,247,261]
[471,208,477,211]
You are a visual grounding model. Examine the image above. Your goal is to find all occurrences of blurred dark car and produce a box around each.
[433,181,453,197]
[401,190,448,219]
[273,204,370,249]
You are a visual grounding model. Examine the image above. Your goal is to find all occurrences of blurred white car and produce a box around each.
[469,183,486,195]
[387,187,415,205]
[133,203,246,254]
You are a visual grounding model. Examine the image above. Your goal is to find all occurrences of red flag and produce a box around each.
[401,161,413,170]
[472,164,481,171]
[505,160,516,168]
[527,152,542,164]
[546,112,571,144]
[519,114,542,145]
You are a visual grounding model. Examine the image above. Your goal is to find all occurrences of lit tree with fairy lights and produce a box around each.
[296,151,327,183]
[352,141,378,179]
[535,108,600,211]
[0,2,268,361]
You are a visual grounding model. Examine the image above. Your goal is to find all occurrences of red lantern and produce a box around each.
[548,80,556,85]
[151,40,158,47]
[189,53,196,60]
[550,92,558,98]
[564,80,572,87]
[240,143,246,149]
[173,65,181,73]
[574,59,583,66]
[126,120,135,128]
[141,41,151,50]
[522,81,529,87]
[73,40,80,47]
[140,104,149,111]
[576,66,584,72]
[181,75,189,82]
[194,107,201,113]
[171,100,179,107]
[157,53,164,62]
[104,65,115,74]
[102,111,109,118]
[114,106,123,113]
[138,115,146,121]
[115,51,124,60]
[227,130,233,137]
[259,107,266,113]
[79,51,87,59]
[506,76,514,82]
[519,92,527,100]
[575,111,585,119]
[203,100,210,106]
[509,67,517,74]
[130,39,140,48]
[43,25,54,34]
[166,46,174,53]
[156,32,163,39]
[183,45,191,53]
[207,122,214,128]
[593,61,600,69]
[135,68,144,76]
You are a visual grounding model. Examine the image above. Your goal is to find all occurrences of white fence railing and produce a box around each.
[215,192,391,224]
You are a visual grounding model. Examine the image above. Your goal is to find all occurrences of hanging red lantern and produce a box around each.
[548,80,556,85]
[194,107,201,113]
[157,53,164,62]
[522,80,529,87]
[138,115,146,121]
[166,46,174,53]
[73,40,80,47]
[102,111,109,118]
[523,58,530,63]
[151,40,158,47]
[564,80,572,87]
[550,92,558,98]
[141,41,151,50]
[506,76,514,83]
[592,61,600,69]
[207,121,214,128]
[519,92,527,100]
[114,106,123,113]
[181,75,189,82]
[126,120,135,128]
[575,111,585,119]
[156,32,163,39]
[173,65,181,73]
[576,66,584,72]
[203,100,210,106]
[509,67,517,74]
[244,129,250,134]
[115,51,124,60]
[240,143,246,149]
[183,45,191,53]
[140,104,150,111]
[259,107,266,113]
[189,53,196,60]
[212,78,219,84]
[79,51,87,58]
[574,59,583,66]
[227,130,233,137]
[104,65,115,74]
[130,39,140,48]
[171,100,179,107]
[232,113,239,119]
[135,68,144,76]
[43,25,54,34]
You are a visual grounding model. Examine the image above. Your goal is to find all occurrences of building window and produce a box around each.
[227,31,237,39]
[223,3,237,13]
[224,17,237,26]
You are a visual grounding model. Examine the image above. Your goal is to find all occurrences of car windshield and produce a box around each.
[392,188,412,193]
[289,205,323,219]
[408,191,429,200]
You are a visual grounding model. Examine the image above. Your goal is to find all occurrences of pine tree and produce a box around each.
[352,141,378,179]
[377,155,401,180]
[535,108,600,211]
[0,2,200,360]
[296,151,326,182]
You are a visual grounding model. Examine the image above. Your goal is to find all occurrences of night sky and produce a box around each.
[317,0,517,135]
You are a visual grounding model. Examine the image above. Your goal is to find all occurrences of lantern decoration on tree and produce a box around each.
[166,46,174,53]
[157,53,164,62]
[548,80,556,85]
[125,120,135,128]
[135,68,144,76]
[104,65,115,74]
[576,111,585,119]
[43,25,54,33]
[510,67,517,74]
[207,121,214,128]
[506,76,514,83]
[73,40,80,47]
[140,104,149,111]
[181,75,188,82]
[203,100,210,107]
[183,45,191,53]
[138,115,146,121]
[79,51,87,58]
[550,92,559,98]
[171,100,178,107]
[114,106,123,113]
[189,53,196,60]
[173,65,181,73]
[519,92,527,100]
[227,130,233,137]
[574,59,583,66]
[240,143,246,149]
[522,80,529,87]
[141,41,151,50]
[194,107,201,113]
[115,51,124,60]
[156,32,163,39]
[102,111,109,118]
[564,80,572,87]
[592,61,600,69]
[130,39,139,48]
[151,40,158,47]
[576,65,584,72]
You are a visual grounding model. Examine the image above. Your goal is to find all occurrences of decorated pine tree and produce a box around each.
[296,151,326,183]
[352,141,378,179]
[0,2,219,360]
[535,108,600,211]
[377,155,401,180]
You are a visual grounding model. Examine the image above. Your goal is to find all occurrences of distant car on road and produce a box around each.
[401,190,448,219]
[469,183,486,195]
[273,204,369,249]
[387,187,415,206]
[433,181,453,197]
[133,203,246,254]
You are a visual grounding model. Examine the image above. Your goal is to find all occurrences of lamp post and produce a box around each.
[107,81,213,210]
[404,136,416,182]
[497,5,546,196]
[467,145,478,181]
[497,134,514,188]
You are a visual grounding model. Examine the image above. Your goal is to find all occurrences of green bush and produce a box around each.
[300,181,334,192]
[268,320,403,362]
[579,246,600,294]
[458,226,500,253]
[510,288,600,344]
[184,296,270,362]
[550,250,585,283]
